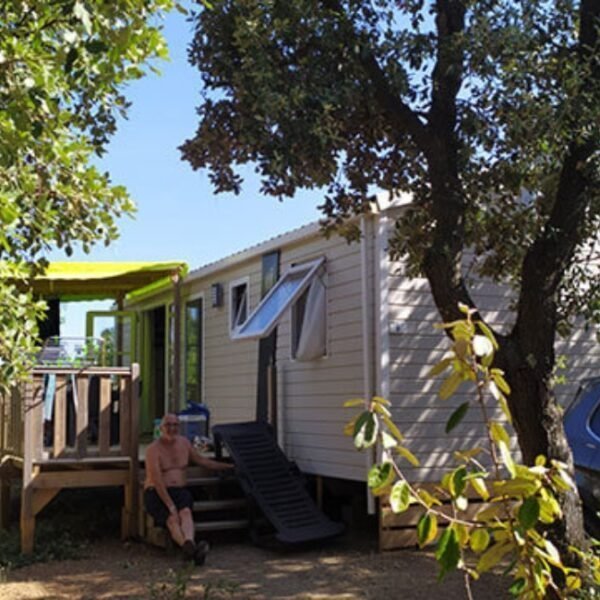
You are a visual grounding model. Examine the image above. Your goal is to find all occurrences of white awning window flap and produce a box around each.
[294,275,326,361]
[231,257,325,340]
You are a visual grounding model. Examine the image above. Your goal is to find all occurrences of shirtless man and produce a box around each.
[143,413,233,564]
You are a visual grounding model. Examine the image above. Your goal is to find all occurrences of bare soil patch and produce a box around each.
[0,533,509,599]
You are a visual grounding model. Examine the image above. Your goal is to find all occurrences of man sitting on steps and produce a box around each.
[144,413,234,565]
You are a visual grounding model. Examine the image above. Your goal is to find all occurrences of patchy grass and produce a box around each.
[0,487,121,575]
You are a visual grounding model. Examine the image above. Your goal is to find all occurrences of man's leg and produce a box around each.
[178,507,195,543]
[165,513,186,547]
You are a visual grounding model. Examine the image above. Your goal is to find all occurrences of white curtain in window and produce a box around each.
[295,276,326,361]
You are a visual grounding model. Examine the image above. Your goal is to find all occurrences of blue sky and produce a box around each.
[53,6,323,266]
[56,6,324,335]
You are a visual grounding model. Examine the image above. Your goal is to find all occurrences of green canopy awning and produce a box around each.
[32,261,188,301]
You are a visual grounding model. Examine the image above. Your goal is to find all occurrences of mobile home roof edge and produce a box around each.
[186,194,413,283]
[186,220,323,281]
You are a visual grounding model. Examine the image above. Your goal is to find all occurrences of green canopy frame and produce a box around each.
[30,261,188,414]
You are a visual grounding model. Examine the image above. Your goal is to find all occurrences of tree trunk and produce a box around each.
[498,337,586,558]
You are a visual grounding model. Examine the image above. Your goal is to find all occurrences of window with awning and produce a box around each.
[231,257,326,360]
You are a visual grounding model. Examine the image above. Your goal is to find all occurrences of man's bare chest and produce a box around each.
[157,444,188,473]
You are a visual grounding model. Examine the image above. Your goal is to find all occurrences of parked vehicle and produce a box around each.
[564,377,600,538]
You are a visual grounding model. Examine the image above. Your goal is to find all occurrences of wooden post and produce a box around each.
[76,376,89,458]
[98,376,111,456]
[267,364,277,437]
[125,364,140,538]
[21,379,35,554]
[119,376,131,455]
[171,271,182,414]
[316,475,323,510]
[53,376,67,458]
[0,479,10,529]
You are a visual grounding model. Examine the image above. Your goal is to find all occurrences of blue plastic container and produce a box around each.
[177,402,210,443]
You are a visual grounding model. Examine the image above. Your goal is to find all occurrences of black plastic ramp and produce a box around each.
[212,421,345,544]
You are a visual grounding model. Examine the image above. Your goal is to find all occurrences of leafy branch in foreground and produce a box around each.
[345,304,600,599]
[0,0,176,392]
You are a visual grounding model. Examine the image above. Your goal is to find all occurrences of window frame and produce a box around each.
[184,294,204,405]
[231,257,325,341]
[229,276,250,336]
[290,274,328,360]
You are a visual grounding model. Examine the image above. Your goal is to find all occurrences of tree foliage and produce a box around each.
[346,307,600,598]
[183,0,600,553]
[0,0,174,391]
[183,1,599,315]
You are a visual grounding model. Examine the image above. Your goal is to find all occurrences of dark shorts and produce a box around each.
[144,487,193,527]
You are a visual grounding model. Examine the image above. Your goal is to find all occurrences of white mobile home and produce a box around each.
[126,201,600,494]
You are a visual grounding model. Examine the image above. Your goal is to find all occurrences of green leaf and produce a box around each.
[382,414,404,442]
[438,371,464,400]
[476,321,499,350]
[518,496,540,530]
[470,476,489,501]
[353,412,377,450]
[395,445,420,466]
[428,357,453,378]
[477,542,513,573]
[445,402,469,433]
[498,440,516,478]
[389,480,411,513]
[489,421,510,446]
[450,466,467,497]
[352,411,370,438]
[415,488,442,508]
[368,462,395,496]
[509,578,526,596]
[491,369,511,395]
[417,513,438,547]
[435,528,460,580]
[344,398,366,408]
[85,40,109,54]
[538,493,561,523]
[493,478,540,497]
[372,396,391,406]
[470,528,490,553]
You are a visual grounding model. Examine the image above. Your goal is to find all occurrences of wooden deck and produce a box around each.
[0,364,140,553]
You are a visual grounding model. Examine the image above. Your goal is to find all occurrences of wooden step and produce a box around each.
[193,498,247,512]
[187,474,239,487]
[194,519,249,532]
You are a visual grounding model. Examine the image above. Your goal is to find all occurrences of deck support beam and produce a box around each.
[0,478,10,529]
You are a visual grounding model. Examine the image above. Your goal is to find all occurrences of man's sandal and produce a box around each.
[182,540,196,562]
[194,540,210,566]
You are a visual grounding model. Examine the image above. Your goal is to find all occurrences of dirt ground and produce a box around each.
[0,532,510,600]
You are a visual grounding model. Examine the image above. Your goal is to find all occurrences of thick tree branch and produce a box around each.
[514,1,599,356]
[321,0,430,151]
[422,1,476,325]
[429,0,466,154]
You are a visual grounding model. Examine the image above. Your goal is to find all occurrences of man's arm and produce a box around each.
[187,440,234,471]
[146,444,178,517]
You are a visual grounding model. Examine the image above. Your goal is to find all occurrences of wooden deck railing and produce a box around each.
[7,364,141,553]
[22,366,139,463]
[0,386,23,459]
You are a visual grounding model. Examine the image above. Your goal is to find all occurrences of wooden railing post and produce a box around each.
[76,375,89,458]
[21,375,43,554]
[124,363,140,538]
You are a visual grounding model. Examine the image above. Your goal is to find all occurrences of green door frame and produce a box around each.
[85,310,138,366]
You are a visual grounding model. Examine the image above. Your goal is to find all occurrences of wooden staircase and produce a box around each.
[140,468,251,549]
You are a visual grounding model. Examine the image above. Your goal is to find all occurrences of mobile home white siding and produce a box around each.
[184,258,262,425]
[274,231,371,481]
[385,262,600,483]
